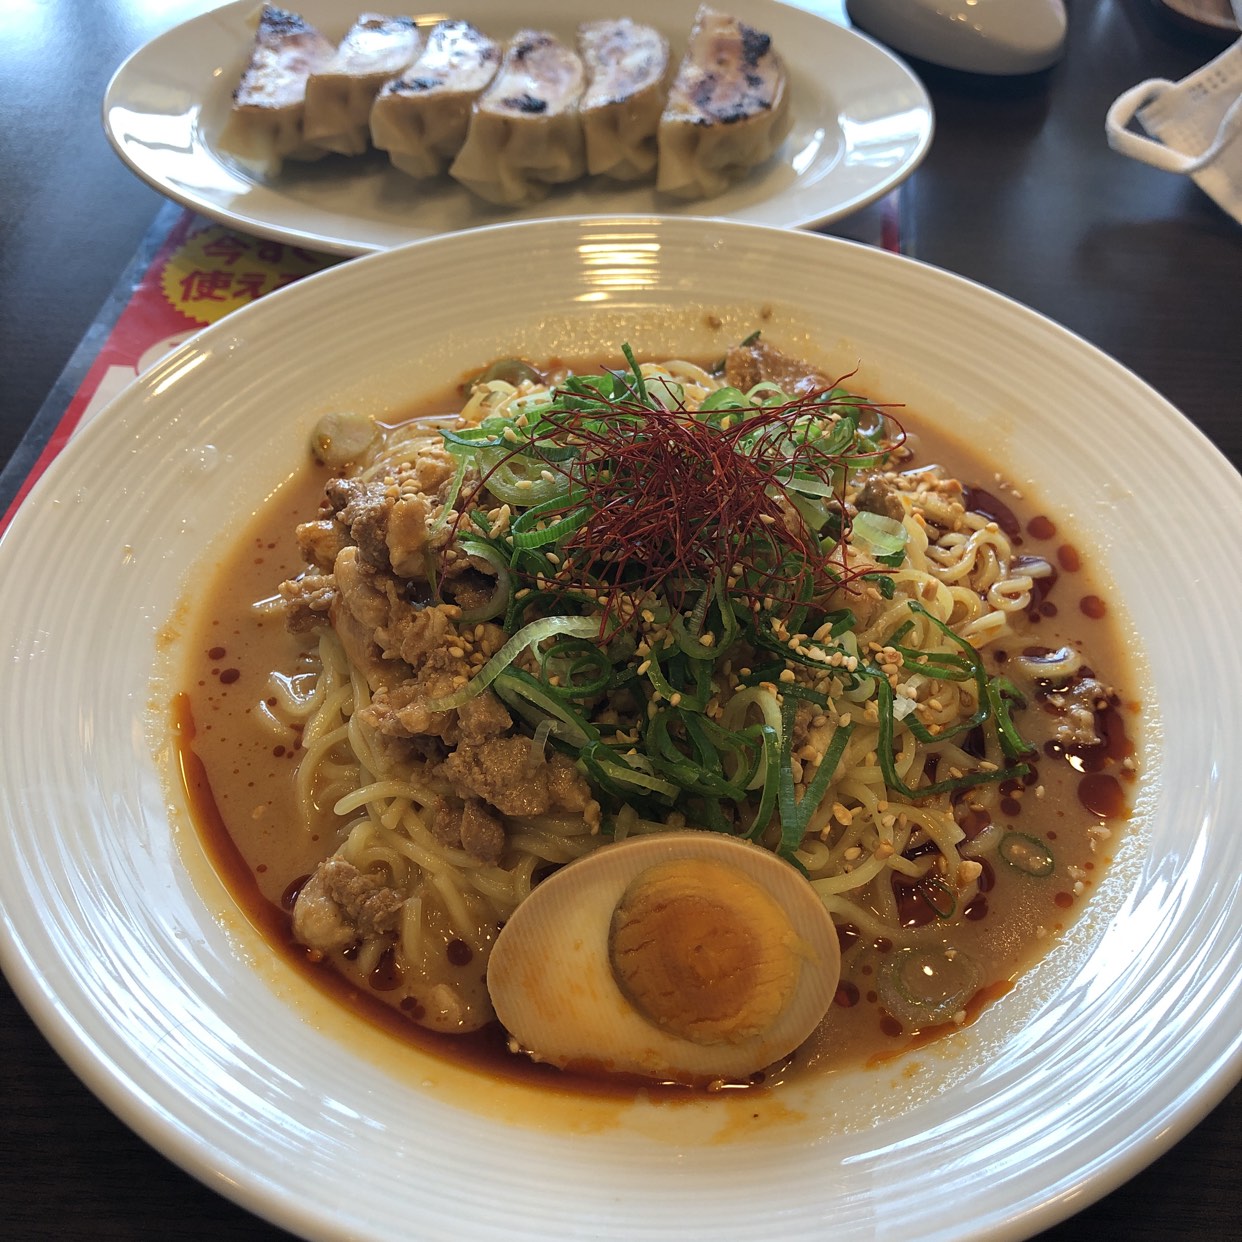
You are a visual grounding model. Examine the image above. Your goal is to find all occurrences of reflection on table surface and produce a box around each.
[0,2,1238,1239]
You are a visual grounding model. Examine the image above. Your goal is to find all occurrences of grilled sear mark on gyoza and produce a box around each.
[303,14,423,156]
[370,19,502,179]
[577,18,671,182]
[219,3,338,174]
[449,29,586,206]
[657,5,792,199]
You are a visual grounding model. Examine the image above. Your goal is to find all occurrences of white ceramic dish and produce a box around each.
[1,217,1240,1241]
[847,0,1066,75]
[101,0,932,255]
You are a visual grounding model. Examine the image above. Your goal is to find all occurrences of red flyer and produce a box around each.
[1,208,336,533]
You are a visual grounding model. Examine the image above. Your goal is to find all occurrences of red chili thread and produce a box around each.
[463,379,904,634]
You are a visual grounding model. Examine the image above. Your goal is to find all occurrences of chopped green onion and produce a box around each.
[538,637,611,698]
[579,742,680,803]
[998,832,1054,877]
[699,387,749,413]
[915,876,957,920]
[452,539,512,622]
[879,946,980,1026]
[852,510,908,563]
[425,454,469,539]
[492,670,599,749]
[423,615,598,711]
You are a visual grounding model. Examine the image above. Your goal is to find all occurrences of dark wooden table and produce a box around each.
[1,1,1238,1237]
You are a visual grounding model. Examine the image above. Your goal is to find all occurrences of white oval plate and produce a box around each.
[102,0,932,255]
[1,217,1240,1241]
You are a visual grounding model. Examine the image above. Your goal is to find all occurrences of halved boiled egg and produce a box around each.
[486,830,841,1086]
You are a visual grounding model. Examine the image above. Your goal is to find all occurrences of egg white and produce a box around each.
[486,830,841,1085]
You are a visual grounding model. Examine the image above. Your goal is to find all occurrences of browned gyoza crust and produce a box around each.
[302,14,423,156]
[219,4,337,172]
[370,19,502,179]
[577,18,671,181]
[657,5,792,198]
[449,29,587,206]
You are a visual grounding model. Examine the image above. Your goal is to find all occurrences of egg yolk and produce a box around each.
[608,857,801,1045]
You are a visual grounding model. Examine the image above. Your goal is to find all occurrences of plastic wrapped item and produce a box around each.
[1106,35,1242,223]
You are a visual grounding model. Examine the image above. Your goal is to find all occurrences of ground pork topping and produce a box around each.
[296,518,349,571]
[325,477,394,569]
[279,572,337,632]
[430,796,507,864]
[724,337,832,398]
[853,476,905,522]
[292,857,404,954]
[386,493,433,578]
[441,736,595,818]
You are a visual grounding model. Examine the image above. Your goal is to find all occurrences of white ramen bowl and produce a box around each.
[0,216,1239,1241]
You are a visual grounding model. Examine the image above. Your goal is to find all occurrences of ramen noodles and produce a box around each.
[175,338,1137,1088]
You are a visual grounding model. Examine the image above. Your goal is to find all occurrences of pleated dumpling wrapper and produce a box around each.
[657,6,793,199]
[302,14,423,156]
[449,30,587,206]
[578,18,671,182]
[370,19,502,179]
[219,4,338,175]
